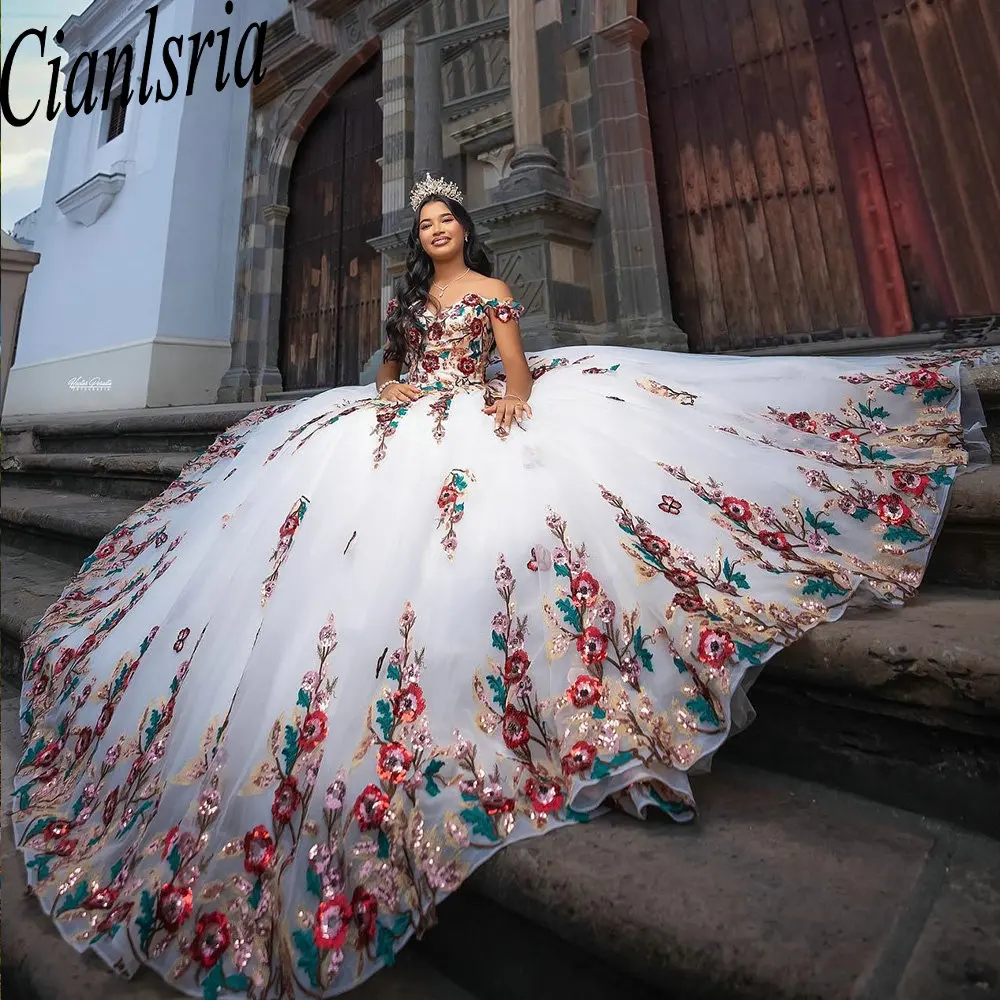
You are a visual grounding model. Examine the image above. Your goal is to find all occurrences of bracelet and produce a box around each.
[503,394,527,404]
[378,380,401,397]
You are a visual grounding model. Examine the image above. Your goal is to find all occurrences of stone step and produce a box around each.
[0,686,478,1000]
[934,463,1000,589]
[5,687,998,1000]
[421,760,1000,1000]
[3,533,996,836]
[743,587,1000,838]
[0,542,79,682]
[0,401,264,457]
[0,451,190,502]
[3,462,997,588]
[1,488,139,567]
[2,360,996,456]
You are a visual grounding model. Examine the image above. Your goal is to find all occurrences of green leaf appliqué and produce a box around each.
[883,525,924,545]
[591,751,635,781]
[375,699,394,741]
[306,865,322,899]
[460,806,499,842]
[486,674,507,710]
[281,724,300,772]
[685,696,720,725]
[556,597,583,632]
[293,928,321,987]
[802,577,848,600]
[423,759,445,797]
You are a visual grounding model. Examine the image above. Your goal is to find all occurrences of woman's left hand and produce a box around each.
[483,395,532,435]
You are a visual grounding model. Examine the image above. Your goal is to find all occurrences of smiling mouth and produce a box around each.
[431,237,450,246]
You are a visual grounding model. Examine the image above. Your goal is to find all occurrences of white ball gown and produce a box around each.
[11,292,996,998]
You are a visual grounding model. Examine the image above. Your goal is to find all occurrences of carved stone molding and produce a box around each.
[451,111,514,155]
[474,190,600,243]
[262,204,291,223]
[371,0,427,31]
[595,14,649,48]
[368,229,410,256]
[592,0,640,32]
[254,8,340,106]
[56,171,126,226]
[58,0,149,59]
[443,85,510,123]
[477,143,515,184]
[430,14,509,56]
[301,0,360,17]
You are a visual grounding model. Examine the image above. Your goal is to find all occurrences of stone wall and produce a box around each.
[219,0,688,402]
[1,232,40,413]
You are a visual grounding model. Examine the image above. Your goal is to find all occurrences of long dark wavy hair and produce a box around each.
[383,194,492,363]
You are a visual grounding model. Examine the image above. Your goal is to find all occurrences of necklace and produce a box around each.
[432,267,470,295]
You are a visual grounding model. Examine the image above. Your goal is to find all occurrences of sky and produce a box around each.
[2,1,86,231]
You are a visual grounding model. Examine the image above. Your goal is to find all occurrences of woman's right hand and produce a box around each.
[378,381,423,404]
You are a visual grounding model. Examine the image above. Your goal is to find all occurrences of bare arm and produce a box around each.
[493,313,533,403]
[376,351,422,403]
[375,357,402,392]
[483,282,533,432]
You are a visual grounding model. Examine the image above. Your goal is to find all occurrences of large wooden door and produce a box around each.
[640,0,999,352]
[279,53,383,389]
[844,0,1000,321]
[640,0,884,351]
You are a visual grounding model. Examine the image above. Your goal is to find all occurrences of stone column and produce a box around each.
[502,0,564,187]
[413,38,443,179]
[218,115,266,402]
[590,5,687,349]
[216,274,252,402]
[362,22,415,385]
[0,235,40,412]
[249,203,291,400]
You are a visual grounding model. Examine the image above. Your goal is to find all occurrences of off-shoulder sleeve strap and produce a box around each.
[381,299,397,360]
[484,297,524,323]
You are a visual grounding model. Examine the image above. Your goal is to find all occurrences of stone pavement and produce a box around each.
[0,682,475,1000]
[4,678,999,999]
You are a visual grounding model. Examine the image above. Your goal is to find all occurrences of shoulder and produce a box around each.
[469,275,514,303]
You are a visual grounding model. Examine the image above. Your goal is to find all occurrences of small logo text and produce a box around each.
[68,376,113,392]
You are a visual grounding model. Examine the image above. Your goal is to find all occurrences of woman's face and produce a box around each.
[418,201,465,262]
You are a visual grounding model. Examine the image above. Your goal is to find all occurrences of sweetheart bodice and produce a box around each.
[386,293,524,391]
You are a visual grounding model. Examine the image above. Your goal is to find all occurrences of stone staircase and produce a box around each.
[2,366,999,1000]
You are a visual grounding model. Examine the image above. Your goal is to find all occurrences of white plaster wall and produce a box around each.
[14,0,190,369]
[5,0,274,416]
[157,0,264,347]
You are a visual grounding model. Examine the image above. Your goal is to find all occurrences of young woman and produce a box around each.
[12,174,995,998]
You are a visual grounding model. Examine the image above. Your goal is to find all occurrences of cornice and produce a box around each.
[59,0,176,63]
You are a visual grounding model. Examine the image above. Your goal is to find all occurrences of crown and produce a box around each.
[409,172,465,212]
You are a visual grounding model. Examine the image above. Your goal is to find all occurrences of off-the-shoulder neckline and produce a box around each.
[422,292,520,318]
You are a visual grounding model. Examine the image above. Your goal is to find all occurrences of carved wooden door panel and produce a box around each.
[641,0,1000,350]
[639,0,905,351]
[279,52,383,389]
[842,0,1000,326]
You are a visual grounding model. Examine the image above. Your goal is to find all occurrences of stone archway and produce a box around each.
[217,32,384,402]
[278,51,383,390]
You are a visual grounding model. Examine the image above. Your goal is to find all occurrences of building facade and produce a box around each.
[1,230,41,411]
[5,0,998,416]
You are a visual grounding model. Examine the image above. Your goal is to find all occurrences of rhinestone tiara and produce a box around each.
[409,172,464,212]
